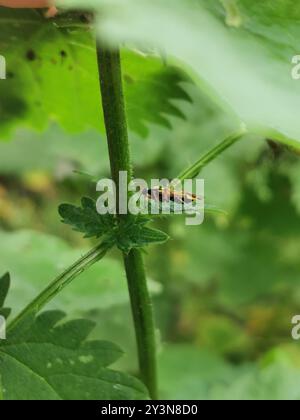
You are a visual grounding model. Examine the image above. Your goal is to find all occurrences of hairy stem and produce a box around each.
[97,45,158,399]
[177,125,247,181]
[123,249,158,397]
[8,242,110,333]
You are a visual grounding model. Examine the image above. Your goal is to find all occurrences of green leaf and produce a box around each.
[116,217,169,253]
[59,197,115,239]
[0,310,149,400]
[122,51,192,137]
[65,0,300,146]
[59,198,169,252]
[0,10,101,137]
[0,9,191,139]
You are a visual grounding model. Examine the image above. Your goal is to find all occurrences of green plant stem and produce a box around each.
[7,242,110,333]
[97,45,158,399]
[123,249,158,397]
[177,125,247,181]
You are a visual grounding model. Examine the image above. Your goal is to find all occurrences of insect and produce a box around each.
[142,186,201,207]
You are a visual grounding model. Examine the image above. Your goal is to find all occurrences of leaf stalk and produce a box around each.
[177,125,247,181]
[7,242,110,333]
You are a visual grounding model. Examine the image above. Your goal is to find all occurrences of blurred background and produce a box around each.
[1,47,300,399]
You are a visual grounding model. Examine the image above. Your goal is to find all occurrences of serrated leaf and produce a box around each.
[122,51,192,137]
[59,197,116,239]
[0,10,191,139]
[0,310,149,400]
[134,226,170,246]
[59,199,169,251]
[116,217,169,253]
[65,0,300,146]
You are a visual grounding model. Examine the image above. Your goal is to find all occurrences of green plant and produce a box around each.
[1,0,300,401]
[0,40,243,397]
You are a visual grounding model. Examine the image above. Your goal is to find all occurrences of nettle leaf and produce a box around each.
[0,9,191,139]
[65,0,300,146]
[0,272,11,319]
[122,51,192,137]
[0,276,148,400]
[59,199,169,252]
[0,310,148,400]
[116,217,170,253]
[59,197,115,238]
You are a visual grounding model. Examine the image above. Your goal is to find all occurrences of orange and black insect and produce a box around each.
[143,186,199,205]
